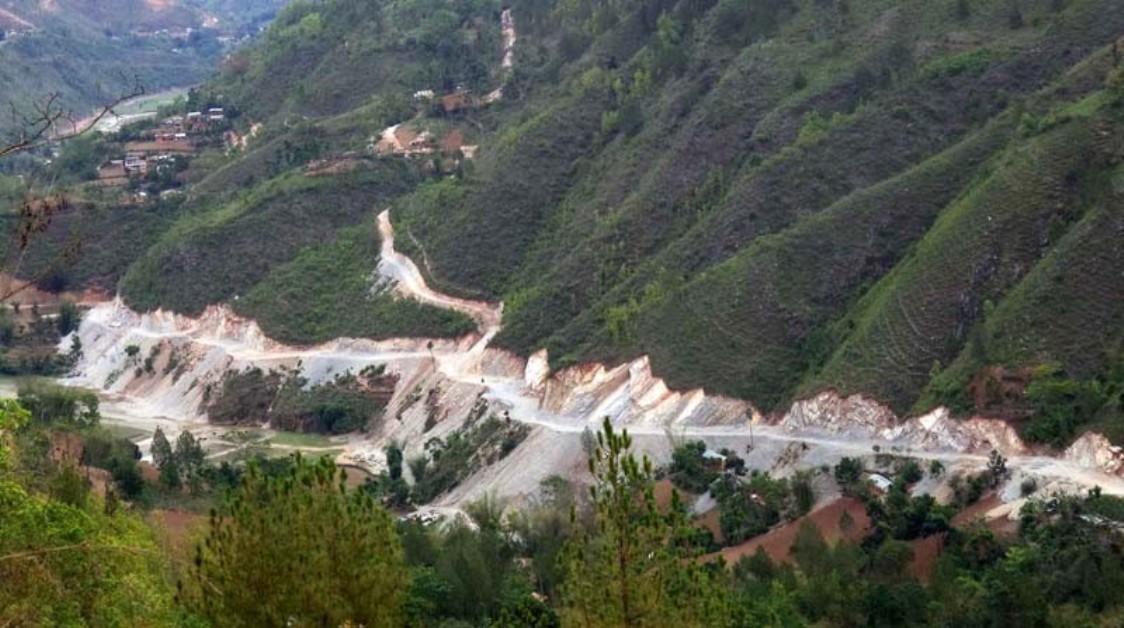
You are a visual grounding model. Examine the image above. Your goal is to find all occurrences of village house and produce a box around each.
[96,161,128,187]
[865,472,894,494]
[123,152,148,175]
[702,449,727,472]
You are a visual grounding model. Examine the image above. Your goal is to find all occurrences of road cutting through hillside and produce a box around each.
[371,210,1124,497]
[376,209,503,345]
[49,212,1124,505]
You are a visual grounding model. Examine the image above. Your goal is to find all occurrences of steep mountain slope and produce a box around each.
[390,0,1124,422]
[23,0,1124,445]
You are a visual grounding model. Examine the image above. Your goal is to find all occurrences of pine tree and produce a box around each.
[174,430,205,476]
[151,426,172,469]
[559,417,727,626]
[184,454,409,626]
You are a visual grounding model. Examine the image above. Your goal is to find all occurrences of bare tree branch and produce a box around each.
[0,77,145,159]
[0,541,157,563]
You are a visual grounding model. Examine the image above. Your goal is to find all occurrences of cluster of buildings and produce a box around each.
[97,152,179,185]
[373,124,478,161]
[150,108,226,140]
[95,109,228,189]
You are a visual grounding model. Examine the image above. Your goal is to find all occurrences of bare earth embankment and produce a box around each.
[58,211,1124,516]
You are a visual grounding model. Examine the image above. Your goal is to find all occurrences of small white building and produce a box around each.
[865,473,894,493]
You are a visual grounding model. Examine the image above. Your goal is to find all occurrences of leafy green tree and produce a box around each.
[559,417,727,626]
[185,454,409,626]
[791,471,816,515]
[386,440,404,480]
[834,457,863,489]
[714,472,792,544]
[81,429,145,499]
[174,430,205,473]
[509,475,579,599]
[669,440,718,492]
[17,380,99,428]
[0,399,182,625]
[49,461,89,507]
[56,301,80,336]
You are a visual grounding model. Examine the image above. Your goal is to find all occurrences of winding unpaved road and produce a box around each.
[377,210,503,344]
[373,211,1124,497]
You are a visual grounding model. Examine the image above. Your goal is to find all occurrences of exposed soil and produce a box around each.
[705,498,872,566]
[58,212,1124,515]
[907,535,945,582]
[694,507,724,544]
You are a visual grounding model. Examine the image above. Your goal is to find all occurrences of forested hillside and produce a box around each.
[14,0,1124,447]
[389,0,1124,436]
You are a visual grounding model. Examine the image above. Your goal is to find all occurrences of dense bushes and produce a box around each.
[121,164,417,316]
[206,366,396,434]
[17,381,99,429]
[1021,363,1124,447]
[234,223,475,344]
[713,471,806,545]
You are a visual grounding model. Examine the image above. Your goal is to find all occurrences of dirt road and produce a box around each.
[377,209,503,343]
[371,211,1124,496]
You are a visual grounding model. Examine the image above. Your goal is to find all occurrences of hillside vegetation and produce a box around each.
[15,0,1123,445]
[0,0,287,136]
[386,0,1124,437]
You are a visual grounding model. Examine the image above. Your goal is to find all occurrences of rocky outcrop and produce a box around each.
[1064,432,1124,475]
[538,355,750,429]
[780,391,1027,455]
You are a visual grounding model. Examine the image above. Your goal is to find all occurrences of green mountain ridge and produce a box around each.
[15,0,1124,445]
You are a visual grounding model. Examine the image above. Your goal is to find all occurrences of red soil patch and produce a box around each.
[49,431,85,464]
[706,497,872,565]
[139,461,161,484]
[907,535,945,582]
[654,479,677,512]
[695,507,724,544]
[394,126,419,147]
[441,129,465,152]
[952,493,1021,539]
[952,492,1004,527]
[83,467,114,498]
[653,479,723,541]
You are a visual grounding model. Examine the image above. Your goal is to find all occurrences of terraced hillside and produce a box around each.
[13,0,1124,446]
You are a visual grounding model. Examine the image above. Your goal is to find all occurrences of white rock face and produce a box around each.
[781,391,1026,455]
[781,392,896,433]
[523,349,550,393]
[1064,432,1124,475]
[58,210,1124,510]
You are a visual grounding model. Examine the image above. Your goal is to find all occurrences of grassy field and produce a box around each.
[266,431,343,449]
[109,88,191,117]
[234,222,476,343]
